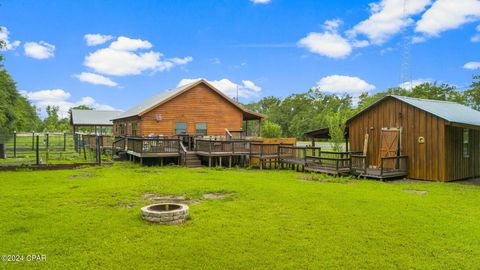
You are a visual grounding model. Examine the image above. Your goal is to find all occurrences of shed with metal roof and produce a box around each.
[70,109,123,134]
[346,95,480,181]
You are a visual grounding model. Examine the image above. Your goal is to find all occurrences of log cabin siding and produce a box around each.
[114,84,244,137]
[348,97,449,181]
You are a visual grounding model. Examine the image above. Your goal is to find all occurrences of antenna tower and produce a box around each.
[400,0,412,89]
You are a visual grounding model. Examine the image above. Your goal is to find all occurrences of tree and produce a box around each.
[464,75,480,110]
[261,120,282,138]
[327,111,347,152]
[0,39,41,133]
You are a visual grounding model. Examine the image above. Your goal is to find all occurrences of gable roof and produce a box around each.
[347,95,480,128]
[71,109,123,126]
[113,79,266,120]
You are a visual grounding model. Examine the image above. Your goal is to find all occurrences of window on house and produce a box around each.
[175,122,187,134]
[196,122,207,136]
[464,129,470,158]
[132,122,138,136]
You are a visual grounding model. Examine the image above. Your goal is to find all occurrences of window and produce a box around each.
[132,122,138,136]
[196,122,207,136]
[463,129,470,158]
[175,122,187,135]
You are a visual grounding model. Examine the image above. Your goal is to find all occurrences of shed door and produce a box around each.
[379,129,400,169]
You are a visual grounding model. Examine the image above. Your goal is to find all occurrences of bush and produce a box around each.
[261,120,282,138]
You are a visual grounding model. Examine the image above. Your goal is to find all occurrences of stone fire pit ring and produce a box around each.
[141,203,189,225]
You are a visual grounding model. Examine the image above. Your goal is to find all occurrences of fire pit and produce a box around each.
[141,203,189,225]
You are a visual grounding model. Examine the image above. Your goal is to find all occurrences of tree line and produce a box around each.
[1,34,479,137]
[245,77,480,141]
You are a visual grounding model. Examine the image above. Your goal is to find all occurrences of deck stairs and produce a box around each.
[185,151,202,168]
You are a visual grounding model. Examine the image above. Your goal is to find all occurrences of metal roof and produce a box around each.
[391,95,480,127]
[113,79,266,120]
[348,95,480,127]
[71,109,123,126]
[114,80,199,119]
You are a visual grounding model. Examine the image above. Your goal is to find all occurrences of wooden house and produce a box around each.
[112,79,265,138]
[347,95,480,181]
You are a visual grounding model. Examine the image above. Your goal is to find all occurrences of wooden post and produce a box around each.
[229,156,232,168]
[35,134,40,165]
[13,131,17,158]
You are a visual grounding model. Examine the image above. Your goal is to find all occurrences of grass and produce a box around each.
[1,164,480,269]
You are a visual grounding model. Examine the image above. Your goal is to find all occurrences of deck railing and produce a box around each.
[278,145,323,160]
[113,137,126,151]
[195,139,250,154]
[351,154,408,177]
[250,143,291,158]
[305,151,351,173]
[126,137,180,154]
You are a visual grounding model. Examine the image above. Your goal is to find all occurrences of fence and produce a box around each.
[0,132,112,167]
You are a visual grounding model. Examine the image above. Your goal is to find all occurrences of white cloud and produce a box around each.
[178,78,262,99]
[0,26,21,51]
[411,36,427,44]
[298,32,352,58]
[84,34,114,46]
[398,78,432,90]
[416,0,480,36]
[211,58,221,64]
[75,72,118,87]
[250,0,271,4]
[298,20,353,59]
[24,41,55,59]
[84,36,192,76]
[169,56,193,65]
[349,0,432,44]
[315,75,375,95]
[352,40,370,48]
[23,89,117,118]
[109,36,152,51]
[463,61,480,70]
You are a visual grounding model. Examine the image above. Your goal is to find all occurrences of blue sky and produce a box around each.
[1,0,479,117]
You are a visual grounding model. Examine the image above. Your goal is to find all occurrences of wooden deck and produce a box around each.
[304,151,351,176]
[350,154,408,180]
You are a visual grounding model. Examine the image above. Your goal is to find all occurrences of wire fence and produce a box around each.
[0,132,113,167]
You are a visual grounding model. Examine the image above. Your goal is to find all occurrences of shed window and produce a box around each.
[196,123,207,136]
[175,122,187,135]
[463,129,470,158]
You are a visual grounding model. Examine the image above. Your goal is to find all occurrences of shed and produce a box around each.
[70,109,123,134]
[304,127,349,150]
[347,95,480,181]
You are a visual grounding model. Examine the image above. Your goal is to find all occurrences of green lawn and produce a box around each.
[1,164,480,269]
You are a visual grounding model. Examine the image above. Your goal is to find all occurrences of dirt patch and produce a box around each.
[298,175,354,184]
[134,169,162,175]
[404,189,428,195]
[69,171,96,180]
[143,193,199,205]
[298,176,329,182]
[202,192,234,200]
